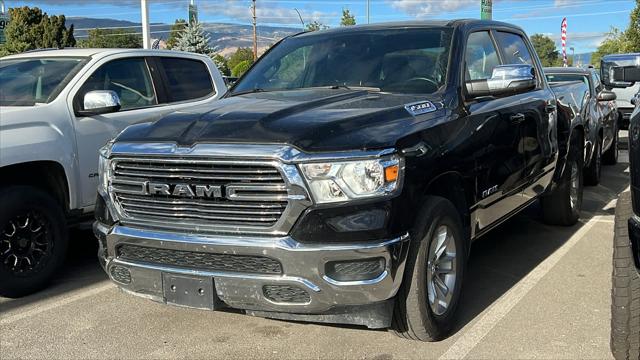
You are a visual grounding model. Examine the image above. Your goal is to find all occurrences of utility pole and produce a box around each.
[252,0,257,61]
[141,0,151,49]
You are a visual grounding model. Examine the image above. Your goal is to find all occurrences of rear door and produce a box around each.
[463,30,528,230]
[493,30,557,201]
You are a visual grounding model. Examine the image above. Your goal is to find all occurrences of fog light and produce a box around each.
[109,265,132,284]
[325,258,386,282]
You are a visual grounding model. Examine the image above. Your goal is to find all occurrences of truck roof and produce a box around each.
[292,19,525,37]
[1,48,207,60]
[544,67,592,75]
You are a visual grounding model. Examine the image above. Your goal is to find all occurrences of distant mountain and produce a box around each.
[66,17,298,56]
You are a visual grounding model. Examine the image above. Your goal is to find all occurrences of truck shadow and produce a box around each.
[452,155,629,335]
[0,228,108,314]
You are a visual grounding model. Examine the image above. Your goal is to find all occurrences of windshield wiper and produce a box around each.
[327,85,381,92]
[229,88,266,97]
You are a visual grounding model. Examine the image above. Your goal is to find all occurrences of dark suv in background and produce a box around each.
[605,54,640,360]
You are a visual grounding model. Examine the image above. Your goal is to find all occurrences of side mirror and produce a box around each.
[77,90,121,116]
[632,95,638,106]
[597,90,617,102]
[601,53,640,88]
[466,64,536,98]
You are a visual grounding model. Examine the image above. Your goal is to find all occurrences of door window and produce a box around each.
[495,32,533,65]
[159,57,214,102]
[465,31,500,80]
[78,58,156,110]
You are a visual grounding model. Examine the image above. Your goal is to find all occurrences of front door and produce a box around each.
[464,30,528,231]
[71,57,175,207]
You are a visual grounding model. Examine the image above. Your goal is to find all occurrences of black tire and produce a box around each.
[584,138,602,186]
[541,133,583,226]
[603,128,619,165]
[610,192,640,360]
[391,196,466,341]
[0,186,68,298]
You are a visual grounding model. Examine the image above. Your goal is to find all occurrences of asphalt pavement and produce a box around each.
[0,144,630,359]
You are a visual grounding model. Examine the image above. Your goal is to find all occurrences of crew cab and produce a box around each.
[606,54,640,360]
[545,67,619,185]
[0,48,226,297]
[94,20,588,340]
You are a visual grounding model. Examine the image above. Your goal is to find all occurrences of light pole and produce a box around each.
[570,47,575,66]
[140,0,151,49]
[293,8,304,31]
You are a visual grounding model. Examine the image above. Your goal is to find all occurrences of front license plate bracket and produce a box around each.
[162,273,222,310]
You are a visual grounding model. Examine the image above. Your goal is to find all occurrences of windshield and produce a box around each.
[546,73,589,87]
[232,28,453,95]
[0,57,87,106]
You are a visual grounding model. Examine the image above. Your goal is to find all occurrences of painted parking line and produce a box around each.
[439,216,602,360]
[0,282,113,326]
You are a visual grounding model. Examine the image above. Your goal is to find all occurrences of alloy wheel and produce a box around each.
[426,225,457,316]
[0,211,52,275]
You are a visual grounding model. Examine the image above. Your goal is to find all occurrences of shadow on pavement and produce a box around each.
[0,228,107,314]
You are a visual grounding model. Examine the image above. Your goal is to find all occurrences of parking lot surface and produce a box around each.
[0,147,629,359]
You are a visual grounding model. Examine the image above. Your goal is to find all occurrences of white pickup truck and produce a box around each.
[0,48,226,297]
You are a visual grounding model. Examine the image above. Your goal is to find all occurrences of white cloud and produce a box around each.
[199,1,333,25]
[388,0,478,17]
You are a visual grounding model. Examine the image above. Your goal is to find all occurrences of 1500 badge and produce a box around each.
[404,100,436,116]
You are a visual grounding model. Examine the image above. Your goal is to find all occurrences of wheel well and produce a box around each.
[423,172,471,241]
[0,161,70,212]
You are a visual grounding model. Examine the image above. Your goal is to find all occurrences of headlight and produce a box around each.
[98,144,112,195]
[300,155,402,204]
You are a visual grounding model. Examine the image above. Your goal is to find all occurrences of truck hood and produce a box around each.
[115,88,448,152]
[0,104,61,129]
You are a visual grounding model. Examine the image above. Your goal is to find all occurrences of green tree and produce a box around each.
[77,28,141,48]
[211,53,230,76]
[2,6,75,54]
[228,47,254,71]
[166,19,187,50]
[172,21,212,55]
[624,0,640,52]
[530,34,561,67]
[340,9,356,26]
[591,28,627,66]
[305,21,328,32]
[231,59,252,77]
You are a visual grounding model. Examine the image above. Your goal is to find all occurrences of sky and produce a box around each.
[6,0,637,53]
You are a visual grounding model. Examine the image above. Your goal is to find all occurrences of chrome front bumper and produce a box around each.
[94,222,410,317]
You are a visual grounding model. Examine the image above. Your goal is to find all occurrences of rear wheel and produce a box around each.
[610,192,640,360]
[603,126,619,165]
[0,186,68,298]
[391,196,466,341]
[541,134,583,226]
[584,139,602,186]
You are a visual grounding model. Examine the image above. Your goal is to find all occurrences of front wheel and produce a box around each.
[391,196,466,341]
[0,186,68,298]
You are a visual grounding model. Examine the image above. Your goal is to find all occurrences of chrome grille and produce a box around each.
[109,157,289,231]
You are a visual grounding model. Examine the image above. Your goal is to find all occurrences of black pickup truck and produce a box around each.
[545,67,619,186]
[606,54,640,359]
[94,20,589,341]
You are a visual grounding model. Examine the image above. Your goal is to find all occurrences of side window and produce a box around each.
[465,31,500,81]
[593,71,603,93]
[159,57,214,102]
[495,31,533,65]
[79,58,156,110]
